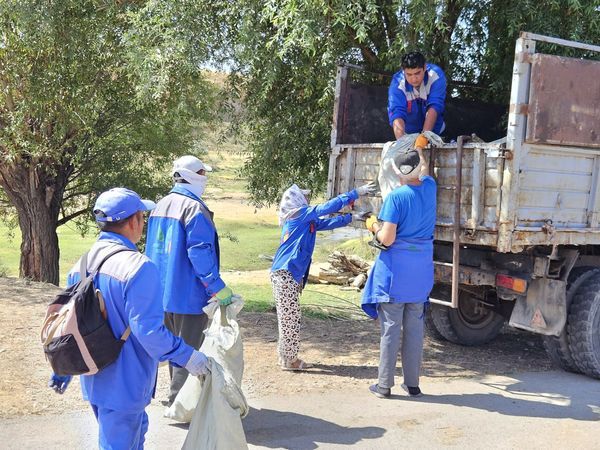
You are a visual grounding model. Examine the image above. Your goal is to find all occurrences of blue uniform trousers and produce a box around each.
[92,404,149,450]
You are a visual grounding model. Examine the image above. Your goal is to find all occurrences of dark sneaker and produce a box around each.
[401,383,423,397]
[369,383,391,398]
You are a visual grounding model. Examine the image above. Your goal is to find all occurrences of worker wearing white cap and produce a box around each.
[146,155,232,406]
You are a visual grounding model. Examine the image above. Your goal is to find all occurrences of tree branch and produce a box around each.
[57,208,88,227]
[62,189,93,202]
[345,27,378,65]
[0,74,15,112]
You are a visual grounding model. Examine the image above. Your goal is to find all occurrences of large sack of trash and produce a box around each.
[164,295,245,424]
[182,357,249,450]
[378,131,444,200]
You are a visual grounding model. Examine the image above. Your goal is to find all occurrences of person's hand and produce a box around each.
[185,350,210,376]
[215,286,233,306]
[352,210,372,222]
[414,134,429,149]
[365,214,379,233]
[356,181,377,196]
[48,373,72,394]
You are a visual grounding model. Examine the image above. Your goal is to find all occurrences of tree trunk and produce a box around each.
[0,160,70,285]
[17,197,61,285]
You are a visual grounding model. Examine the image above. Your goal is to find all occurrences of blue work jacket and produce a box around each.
[67,232,194,412]
[388,63,446,134]
[271,190,359,286]
[146,185,224,314]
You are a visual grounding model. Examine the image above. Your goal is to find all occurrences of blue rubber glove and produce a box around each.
[215,286,233,306]
[48,373,72,394]
[185,350,210,376]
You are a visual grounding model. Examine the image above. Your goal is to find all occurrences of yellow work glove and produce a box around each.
[365,214,379,233]
[414,134,429,149]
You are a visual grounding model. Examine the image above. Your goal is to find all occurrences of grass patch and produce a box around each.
[313,234,377,263]
[226,279,366,320]
[0,223,97,284]
[216,218,281,271]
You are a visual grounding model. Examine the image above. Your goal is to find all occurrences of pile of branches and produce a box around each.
[308,251,371,290]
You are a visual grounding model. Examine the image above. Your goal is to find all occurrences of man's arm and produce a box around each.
[124,261,194,366]
[424,66,446,132]
[388,73,407,138]
[393,118,406,139]
[186,214,226,296]
[370,221,397,247]
[422,109,438,133]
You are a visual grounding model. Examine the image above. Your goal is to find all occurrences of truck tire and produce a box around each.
[428,291,505,346]
[542,267,600,373]
[567,272,600,379]
[424,305,447,341]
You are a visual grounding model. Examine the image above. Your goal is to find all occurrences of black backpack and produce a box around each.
[41,248,133,376]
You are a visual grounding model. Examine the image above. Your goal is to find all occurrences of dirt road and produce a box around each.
[3,276,598,448]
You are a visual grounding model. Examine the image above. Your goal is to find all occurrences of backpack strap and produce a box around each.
[92,247,134,275]
[79,252,89,281]
[79,247,134,279]
[96,288,132,342]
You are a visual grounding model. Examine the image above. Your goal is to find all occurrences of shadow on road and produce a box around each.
[243,406,385,449]
[415,373,600,421]
[307,363,376,379]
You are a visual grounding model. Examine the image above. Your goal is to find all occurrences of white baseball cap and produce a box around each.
[171,155,213,175]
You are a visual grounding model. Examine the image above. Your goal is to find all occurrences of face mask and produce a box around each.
[174,168,208,198]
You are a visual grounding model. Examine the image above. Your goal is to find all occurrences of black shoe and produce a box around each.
[369,383,391,398]
[401,383,423,397]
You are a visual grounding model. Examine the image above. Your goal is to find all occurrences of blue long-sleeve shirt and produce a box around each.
[271,190,359,285]
[146,185,223,314]
[388,63,446,134]
[67,232,194,412]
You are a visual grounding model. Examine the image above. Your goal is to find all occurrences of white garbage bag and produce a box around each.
[378,131,444,200]
[164,295,245,423]
[182,358,249,450]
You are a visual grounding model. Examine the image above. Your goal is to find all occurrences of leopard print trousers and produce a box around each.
[271,269,303,363]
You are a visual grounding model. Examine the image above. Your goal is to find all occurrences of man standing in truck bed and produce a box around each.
[388,51,447,140]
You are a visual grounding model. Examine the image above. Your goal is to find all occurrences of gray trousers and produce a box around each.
[378,302,425,389]
[164,312,209,404]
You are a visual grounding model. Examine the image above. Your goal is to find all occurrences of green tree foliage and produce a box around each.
[0,0,221,284]
[226,0,600,204]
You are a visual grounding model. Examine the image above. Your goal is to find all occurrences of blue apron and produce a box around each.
[361,238,433,319]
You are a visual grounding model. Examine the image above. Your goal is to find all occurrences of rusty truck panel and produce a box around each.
[526,54,600,148]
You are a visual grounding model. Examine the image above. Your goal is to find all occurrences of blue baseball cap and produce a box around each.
[93,188,156,223]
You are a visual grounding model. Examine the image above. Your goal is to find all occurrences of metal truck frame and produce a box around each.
[327,33,600,378]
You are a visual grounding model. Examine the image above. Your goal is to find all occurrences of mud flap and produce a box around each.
[509,278,566,336]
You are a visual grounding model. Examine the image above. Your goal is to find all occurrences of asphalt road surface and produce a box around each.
[2,370,599,449]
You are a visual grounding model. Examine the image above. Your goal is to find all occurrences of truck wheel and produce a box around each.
[567,272,600,379]
[429,291,505,346]
[543,267,600,373]
[424,306,447,341]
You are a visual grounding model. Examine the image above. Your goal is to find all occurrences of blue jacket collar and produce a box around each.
[98,231,138,250]
[170,185,208,209]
